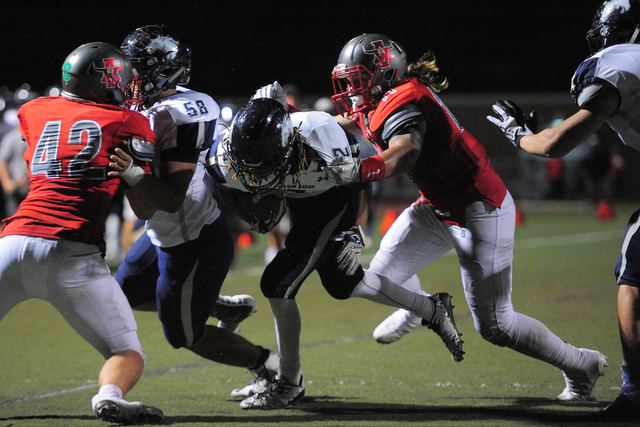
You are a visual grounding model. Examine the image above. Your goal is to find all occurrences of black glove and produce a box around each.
[487,99,537,148]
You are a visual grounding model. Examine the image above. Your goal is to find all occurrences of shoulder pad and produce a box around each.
[128,137,156,162]
[576,81,619,111]
[382,103,424,141]
[576,83,603,108]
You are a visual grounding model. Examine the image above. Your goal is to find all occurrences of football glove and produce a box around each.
[331,225,365,276]
[251,81,287,108]
[487,99,537,148]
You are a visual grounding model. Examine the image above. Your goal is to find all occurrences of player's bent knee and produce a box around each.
[326,286,353,300]
[476,323,512,347]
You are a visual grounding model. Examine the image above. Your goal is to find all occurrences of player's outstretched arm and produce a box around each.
[488,89,619,158]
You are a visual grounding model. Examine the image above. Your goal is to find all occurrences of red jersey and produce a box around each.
[0,96,155,254]
[359,78,506,225]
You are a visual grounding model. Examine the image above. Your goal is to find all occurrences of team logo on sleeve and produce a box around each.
[94,58,124,89]
[364,40,395,69]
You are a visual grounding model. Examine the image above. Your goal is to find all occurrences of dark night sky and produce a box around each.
[3,1,605,100]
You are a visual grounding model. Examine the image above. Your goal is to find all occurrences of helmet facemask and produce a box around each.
[331,64,377,117]
[122,72,143,110]
[228,153,292,194]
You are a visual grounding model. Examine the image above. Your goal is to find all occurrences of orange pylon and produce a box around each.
[379,208,398,236]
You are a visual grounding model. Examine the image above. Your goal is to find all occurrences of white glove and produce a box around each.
[323,156,361,185]
[331,225,365,276]
[251,81,287,108]
[487,99,537,148]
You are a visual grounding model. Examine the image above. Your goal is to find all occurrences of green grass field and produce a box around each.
[0,201,635,426]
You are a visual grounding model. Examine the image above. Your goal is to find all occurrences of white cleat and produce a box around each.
[373,308,422,344]
[212,294,256,333]
[556,349,608,401]
[231,375,271,398]
[231,363,277,398]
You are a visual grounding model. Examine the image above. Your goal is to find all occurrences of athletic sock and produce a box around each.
[91,384,124,409]
[350,270,434,320]
[269,298,302,385]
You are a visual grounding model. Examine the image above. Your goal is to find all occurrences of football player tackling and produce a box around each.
[0,42,164,424]
[326,33,607,403]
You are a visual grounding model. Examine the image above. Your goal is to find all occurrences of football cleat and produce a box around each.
[373,308,422,344]
[591,393,640,421]
[212,294,256,333]
[231,375,271,398]
[231,362,277,398]
[556,349,607,401]
[422,293,465,362]
[239,376,305,410]
[93,399,164,425]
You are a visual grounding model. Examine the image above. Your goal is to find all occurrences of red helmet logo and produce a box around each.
[94,58,124,89]
[363,40,395,69]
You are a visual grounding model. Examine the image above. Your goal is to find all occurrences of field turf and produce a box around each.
[0,201,635,426]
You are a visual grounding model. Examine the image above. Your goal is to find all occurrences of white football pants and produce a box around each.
[0,235,144,360]
[369,192,584,371]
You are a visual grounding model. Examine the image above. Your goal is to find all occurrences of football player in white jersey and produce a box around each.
[114,26,279,391]
[207,90,463,410]
[487,0,640,420]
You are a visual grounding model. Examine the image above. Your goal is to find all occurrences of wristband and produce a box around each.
[360,155,386,182]
[120,161,145,186]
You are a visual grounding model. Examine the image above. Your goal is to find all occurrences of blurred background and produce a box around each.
[1,1,635,246]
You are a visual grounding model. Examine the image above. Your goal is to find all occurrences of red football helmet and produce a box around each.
[331,34,407,117]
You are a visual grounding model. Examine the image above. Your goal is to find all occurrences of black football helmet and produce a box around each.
[227,98,294,193]
[120,25,192,105]
[331,33,407,117]
[586,0,640,53]
[61,42,141,108]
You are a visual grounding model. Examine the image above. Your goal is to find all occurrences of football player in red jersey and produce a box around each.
[0,42,164,424]
[328,33,607,401]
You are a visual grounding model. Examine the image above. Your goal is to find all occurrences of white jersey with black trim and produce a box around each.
[144,87,222,247]
[571,43,640,150]
[212,110,355,198]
